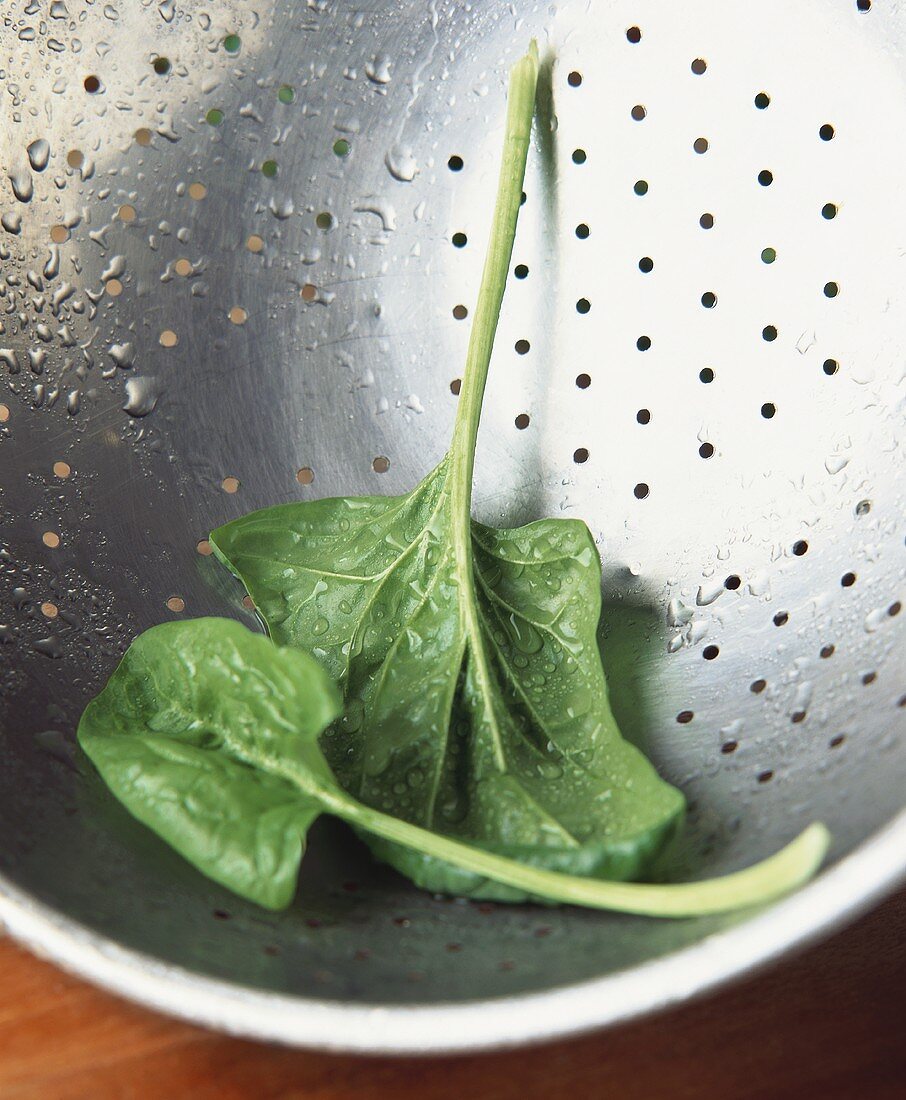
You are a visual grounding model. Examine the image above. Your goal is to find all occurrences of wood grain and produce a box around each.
[1,890,903,1100]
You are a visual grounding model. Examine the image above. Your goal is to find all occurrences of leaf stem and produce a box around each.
[330,792,830,918]
[449,41,539,531]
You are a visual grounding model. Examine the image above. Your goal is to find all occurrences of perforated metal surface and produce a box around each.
[0,0,904,1051]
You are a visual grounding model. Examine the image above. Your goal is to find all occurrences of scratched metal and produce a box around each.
[0,0,904,1051]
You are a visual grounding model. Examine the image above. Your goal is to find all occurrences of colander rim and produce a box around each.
[1,810,903,1054]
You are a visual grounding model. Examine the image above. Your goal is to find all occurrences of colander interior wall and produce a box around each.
[0,0,904,1040]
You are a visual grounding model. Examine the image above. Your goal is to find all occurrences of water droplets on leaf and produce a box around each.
[503,614,544,654]
[537,760,563,779]
[340,699,365,734]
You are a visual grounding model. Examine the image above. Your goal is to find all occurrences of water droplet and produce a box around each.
[341,699,364,733]
[158,0,176,22]
[312,616,330,636]
[864,607,888,633]
[102,254,126,281]
[9,168,34,203]
[50,0,68,17]
[824,452,850,474]
[506,615,543,654]
[696,580,724,606]
[2,212,22,235]
[365,55,392,84]
[666,598,694,627]
[354,197,397,232]
[26,139,50,172]
[34,635,64,659]
[385,144,418,182]
[35,728,79,772]
[269,196,295,220]
[108,342,135,369]
[794,681,813,712]
[795,330,816,355]
[123,376,161,417]
[43,247,60,280]
[440,795,466,823]
[0,349,22,375]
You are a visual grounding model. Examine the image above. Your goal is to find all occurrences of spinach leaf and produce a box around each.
[79,617,830,915]
[210,44,685,898]
[78,618,342,910]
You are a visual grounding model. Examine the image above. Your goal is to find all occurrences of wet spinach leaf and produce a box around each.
[79,618,829,914]
[78,618,342,910]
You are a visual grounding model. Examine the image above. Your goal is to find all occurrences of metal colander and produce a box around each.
[0,0,903,1053]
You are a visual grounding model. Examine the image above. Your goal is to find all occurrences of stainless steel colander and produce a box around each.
[0,0,904,1054]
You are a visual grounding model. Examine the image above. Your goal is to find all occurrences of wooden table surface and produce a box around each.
[1,890,903,1100]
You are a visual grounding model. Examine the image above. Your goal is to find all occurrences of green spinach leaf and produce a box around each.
[78,618,342,909]
[78,617,830,915]
[210,44,684,897]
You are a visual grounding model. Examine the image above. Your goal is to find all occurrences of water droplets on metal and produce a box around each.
[365,55,393,84]
[385,145,418,182]
[123,377,161,417]
[26,139,50,173]
[9,169,34,203]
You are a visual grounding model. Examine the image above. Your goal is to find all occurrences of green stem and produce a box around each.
[449,41,539,538]
[442,43,539,774]
[329,792,830,918]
